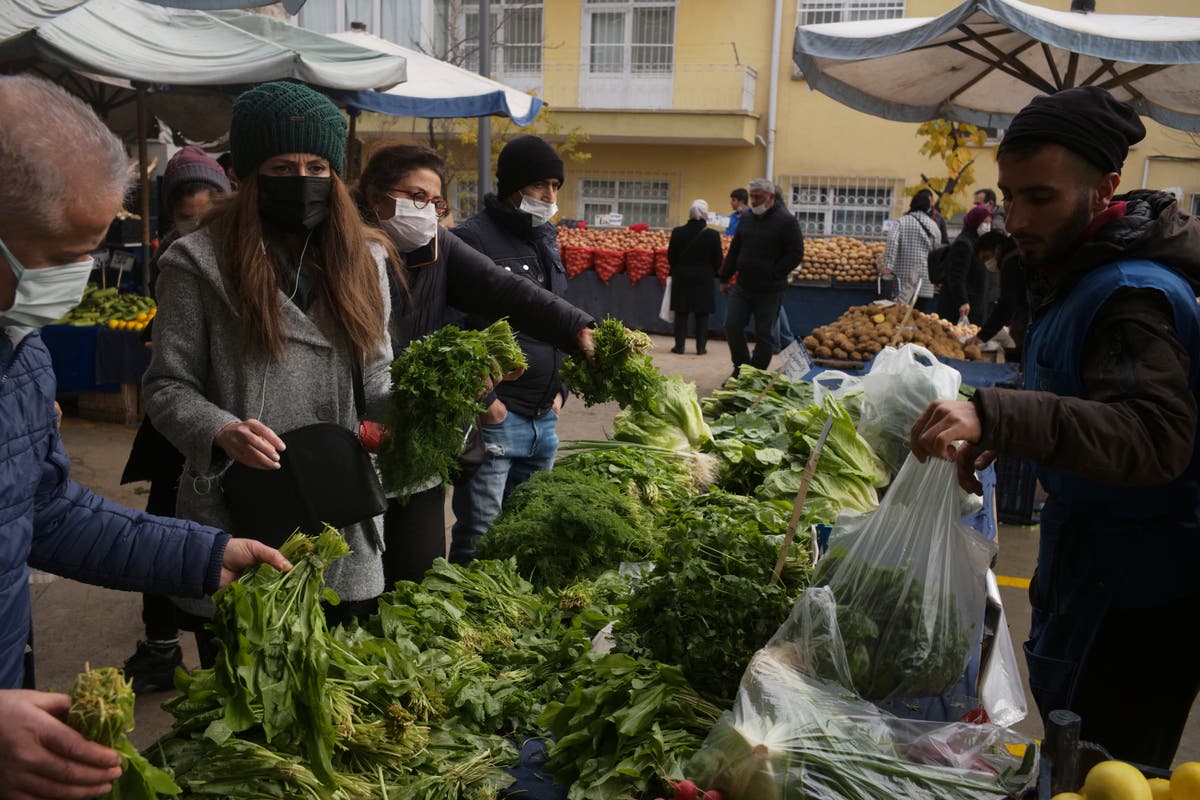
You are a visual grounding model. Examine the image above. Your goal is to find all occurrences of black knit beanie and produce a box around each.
[230,81,347,179]
[999,85,1145,175]
[496,135,564,197]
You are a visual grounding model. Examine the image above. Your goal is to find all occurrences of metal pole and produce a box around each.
[136,89,152,293]
[765,0,784,181]
[477,0,492,205]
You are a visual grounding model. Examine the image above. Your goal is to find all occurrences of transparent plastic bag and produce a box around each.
[857,344,961,476]
[814,455,996,705]
[687,589,1039,800]
[978,570,1027,728]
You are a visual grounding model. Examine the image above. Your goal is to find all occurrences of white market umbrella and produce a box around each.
[792,0,1200,132]
[327,28,544,126]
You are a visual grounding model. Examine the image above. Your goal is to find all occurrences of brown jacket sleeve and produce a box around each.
[973,288,1196,486]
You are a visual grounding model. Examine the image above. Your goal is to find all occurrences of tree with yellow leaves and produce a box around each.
[908,120,987,216]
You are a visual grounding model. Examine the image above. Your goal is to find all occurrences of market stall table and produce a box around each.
[41,324,151,424]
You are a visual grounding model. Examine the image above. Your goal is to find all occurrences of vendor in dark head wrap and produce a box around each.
[911,85,1200,770]
[992,85,1145,271]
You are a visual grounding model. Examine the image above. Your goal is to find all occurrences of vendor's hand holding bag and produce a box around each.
[222,365,387,548]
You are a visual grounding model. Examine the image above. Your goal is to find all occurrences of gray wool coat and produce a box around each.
[143,229,393,613]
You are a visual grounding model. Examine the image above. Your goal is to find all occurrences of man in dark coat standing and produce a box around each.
[937,204,991,325]
[718,178,804,372]
[911,86,1200,768]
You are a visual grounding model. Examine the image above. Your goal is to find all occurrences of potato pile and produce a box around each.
[793,237,885,282]
[803,303,984,362]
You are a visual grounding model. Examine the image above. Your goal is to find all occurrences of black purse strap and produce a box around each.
[353,362,366,420]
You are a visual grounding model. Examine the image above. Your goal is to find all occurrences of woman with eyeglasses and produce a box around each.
[356,143,594,587]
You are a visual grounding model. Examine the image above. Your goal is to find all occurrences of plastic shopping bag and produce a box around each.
[857,344,961,476]
[658,277,675,324]
[687,588,1039,800]
[814,455,996,706]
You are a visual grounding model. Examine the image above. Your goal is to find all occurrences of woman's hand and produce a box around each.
[576,326,595,363]
[215,419,286,470]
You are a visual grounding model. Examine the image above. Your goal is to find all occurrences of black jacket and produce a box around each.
[452,194,590,417]
[718,203,804,293]
[978,238,1027,344]
[938,228,989,325]
[667,220,723,314]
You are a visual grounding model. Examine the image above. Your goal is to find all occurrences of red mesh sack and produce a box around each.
[653,248,670,286]
[593,249,625,282]
[624,248,654,284]
[562,245,593,278]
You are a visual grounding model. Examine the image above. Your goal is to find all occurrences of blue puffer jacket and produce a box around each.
[0,328,229,689]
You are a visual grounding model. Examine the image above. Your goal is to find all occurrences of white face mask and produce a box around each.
[0,237,94,328]
[519,194,558,227]
[383,197,439,251]
[976,221,992,235]
[750,203,769,216]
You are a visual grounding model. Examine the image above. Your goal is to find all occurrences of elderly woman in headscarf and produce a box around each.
[666,199,724,354]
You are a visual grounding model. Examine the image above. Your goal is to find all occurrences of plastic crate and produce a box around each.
[996,455,1039,525]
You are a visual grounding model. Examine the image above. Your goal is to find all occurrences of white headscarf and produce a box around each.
[688,199,709,221]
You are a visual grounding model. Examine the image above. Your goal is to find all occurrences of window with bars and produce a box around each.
[581,178,671,228]
[782,176,901,239]
[453,176,479,221]
[798,0,905,25]
[452,0,544,75]
[584,1,675,76]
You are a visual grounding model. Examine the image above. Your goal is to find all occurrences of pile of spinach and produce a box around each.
[700,365,815,421]
[555,440,699,511]
[378,319,525,497]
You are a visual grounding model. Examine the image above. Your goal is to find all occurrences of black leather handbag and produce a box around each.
[222,366,386,548]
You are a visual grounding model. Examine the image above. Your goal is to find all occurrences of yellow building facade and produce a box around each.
[353,0,1200,234]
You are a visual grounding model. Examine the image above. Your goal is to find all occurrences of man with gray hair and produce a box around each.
[717,178,804,372]
[0,74,289,799]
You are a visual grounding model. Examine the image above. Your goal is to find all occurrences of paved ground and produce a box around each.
[32,333,1200,762]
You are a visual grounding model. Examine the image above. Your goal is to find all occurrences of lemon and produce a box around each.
[106,319,119,329]
[1085,760,1152,800]
[136,312,148,322]
[1173,762,1200,800]
[1148,777,1172,800]
[1051,794,1084,800]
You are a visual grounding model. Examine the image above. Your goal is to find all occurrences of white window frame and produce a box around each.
[452,0,545,89]
[580,1,676,109]
[797,0,905,26]
[294,0,383,35]
[781,175,903,240]
[580,176,673,229]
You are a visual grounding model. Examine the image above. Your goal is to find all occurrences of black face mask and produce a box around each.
[258,175,332,233]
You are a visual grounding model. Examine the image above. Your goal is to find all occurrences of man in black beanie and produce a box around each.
[911,85,1200,767]
[449,135,576,564]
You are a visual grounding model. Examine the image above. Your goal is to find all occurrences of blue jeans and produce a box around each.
[449,408,559,564]
[724,283,785,370]
[772,305,794,353]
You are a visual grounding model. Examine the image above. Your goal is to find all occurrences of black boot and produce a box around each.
[695,315,708,355]
[671,314,687,354]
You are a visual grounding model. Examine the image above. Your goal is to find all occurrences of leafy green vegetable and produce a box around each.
[556,440,700,510]
[613,406,691,452]
[813,550,970,702]
[378,319,525,497]
[539,653,722,800]
[700,364,815,421]
[783,395,890,489]
[475,468,655,589]
[642,374,711,448]
[618,492,812,704]
[68,666,182,799]
[560,317,660,408]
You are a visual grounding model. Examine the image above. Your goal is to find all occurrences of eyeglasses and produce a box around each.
[390,189,450,219]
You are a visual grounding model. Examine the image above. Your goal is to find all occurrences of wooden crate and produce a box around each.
[77,384,142,425]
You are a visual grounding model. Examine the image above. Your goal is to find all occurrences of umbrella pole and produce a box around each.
[136,89,152,294]
[477,0,492,204]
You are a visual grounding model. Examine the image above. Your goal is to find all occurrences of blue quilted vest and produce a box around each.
[1023,259,1200,610]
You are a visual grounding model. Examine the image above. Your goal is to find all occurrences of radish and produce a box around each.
[701,792,725,800]
[673,779,699,800]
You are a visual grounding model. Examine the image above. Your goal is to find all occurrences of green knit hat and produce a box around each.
[230,81,346,179]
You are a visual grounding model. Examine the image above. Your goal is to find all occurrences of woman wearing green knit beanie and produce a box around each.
[143,80,396,655]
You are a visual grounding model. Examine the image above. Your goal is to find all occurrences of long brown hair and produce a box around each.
[207,172,389,363]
